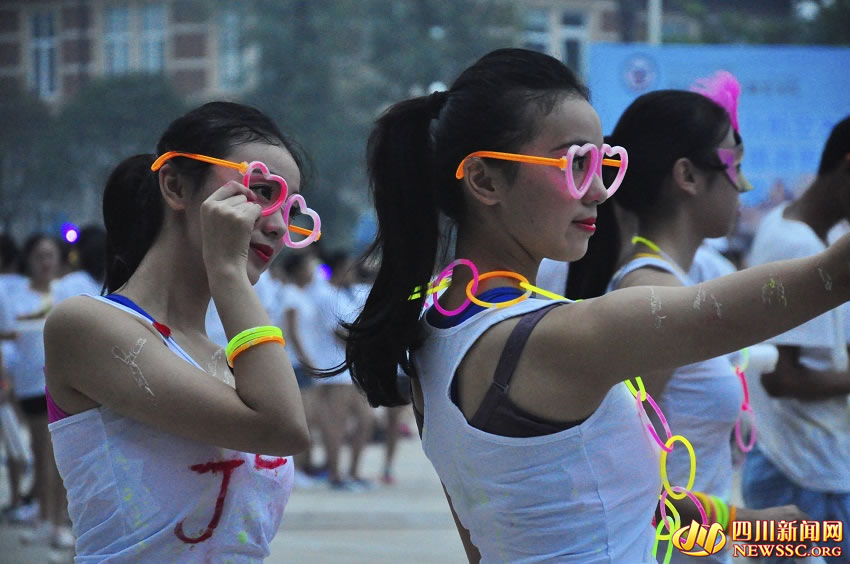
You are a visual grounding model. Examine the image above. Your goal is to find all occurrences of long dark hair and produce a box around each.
[567,90,732,300]
[103,101,307,293]
[819,114,850,175]
[345,48,589,407]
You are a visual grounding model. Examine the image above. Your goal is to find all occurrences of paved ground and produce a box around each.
[0,411,467,563]
[267,435,466,563]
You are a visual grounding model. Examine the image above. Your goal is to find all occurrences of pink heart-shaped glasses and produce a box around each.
[150,151,322,245]
[243,161,289,216]
[455,143,629,199]
[282,194,322,248]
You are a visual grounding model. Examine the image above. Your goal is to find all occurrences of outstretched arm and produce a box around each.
[540,235,850,401]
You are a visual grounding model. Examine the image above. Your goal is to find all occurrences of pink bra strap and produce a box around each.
[45,385,70,423]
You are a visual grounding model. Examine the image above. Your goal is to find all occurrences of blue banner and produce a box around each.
[587,43,850,206]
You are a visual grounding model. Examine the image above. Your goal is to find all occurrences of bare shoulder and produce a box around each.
[46,295,150,342]
[44,295,159,385]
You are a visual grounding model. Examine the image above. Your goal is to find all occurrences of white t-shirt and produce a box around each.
[688,242,737,283]
[308,283,362,385]
[746,203,850,492]
[536,259,569,296]
[281,283,324,371]
[254,271,284,327]
[50,296,293,561]
[416,298,661,562]
[609,255,741,564]
[0,278,16,376]
[7,283,54,399]
[53,270,102,303]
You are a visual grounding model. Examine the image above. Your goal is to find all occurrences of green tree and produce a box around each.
[0,89,51,234]
[49,75,187,228]
[804,0,850,44]
[666,0,805,44]
[243,0,518,254]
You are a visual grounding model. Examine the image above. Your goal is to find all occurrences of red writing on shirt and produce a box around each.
[173,455,287,544]
[254,454,287,470]
[174,459,244,543]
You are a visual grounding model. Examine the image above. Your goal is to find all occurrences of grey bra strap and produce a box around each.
[469,303,564,430]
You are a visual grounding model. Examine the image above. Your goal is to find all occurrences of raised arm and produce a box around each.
[540,235,850,397]
[45,292,309,456]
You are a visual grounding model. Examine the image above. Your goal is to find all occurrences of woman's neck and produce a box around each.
[784,178,842,242]
[442,225,539,306]
[634,213,704,274]
[117,232,212,335]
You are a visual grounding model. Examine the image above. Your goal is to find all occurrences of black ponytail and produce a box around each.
[347,48,589,407]
[344,96,442,407]
[103,154,163,293]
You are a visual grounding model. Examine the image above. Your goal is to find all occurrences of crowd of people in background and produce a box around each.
[0,227,106,553]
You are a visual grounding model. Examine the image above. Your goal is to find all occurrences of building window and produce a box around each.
[525,9,549,32]
[30,12,57,98]
[104,6,130,74]
[523,9,551,55]
[218,10,241,89]
[563,39,581,74]
[559,10,587,76]
[561,12,584,27]
[523,40,547,53]
[140,3,166,72]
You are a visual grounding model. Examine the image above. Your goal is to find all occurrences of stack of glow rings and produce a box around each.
[625,377,705,563]
[412,259,711,564]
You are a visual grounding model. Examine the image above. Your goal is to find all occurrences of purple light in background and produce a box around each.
[62,222,79,244]
[318,263,332,281]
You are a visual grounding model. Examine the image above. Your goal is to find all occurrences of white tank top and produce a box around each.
[49,296,294,562]
[609,257,742,563]
[415,297,662,563]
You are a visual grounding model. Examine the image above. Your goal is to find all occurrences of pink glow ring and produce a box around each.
[659,487,708,530]
[635,392,674,453]
[433,259,479,317]
[656,496,681,539]
[735,366,750,409]
[735,404,757,453]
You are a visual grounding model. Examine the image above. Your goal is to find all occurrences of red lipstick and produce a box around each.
[573,217,597,233]
[250,243,273,262]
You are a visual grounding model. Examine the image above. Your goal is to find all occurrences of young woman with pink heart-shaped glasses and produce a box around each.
[566,83,813,563]
[341,48,850,562]
[43,101,312,561]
